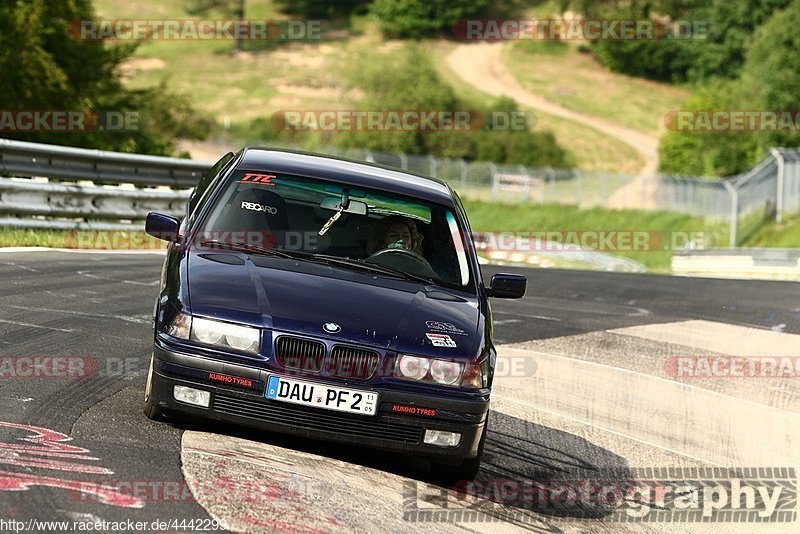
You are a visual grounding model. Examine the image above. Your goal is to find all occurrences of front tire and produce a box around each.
[143,354,165,420]
[431,416,488,483]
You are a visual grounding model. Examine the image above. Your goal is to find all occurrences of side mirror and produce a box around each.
[487,273,527,299]
[145,212,181,242]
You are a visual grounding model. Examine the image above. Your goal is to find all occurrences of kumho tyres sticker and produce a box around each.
[426,333,457,348]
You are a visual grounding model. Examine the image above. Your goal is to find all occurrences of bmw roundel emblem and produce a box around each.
[323,322,341,333]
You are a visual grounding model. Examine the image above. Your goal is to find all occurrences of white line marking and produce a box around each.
[492,394,724,466]
[495,345,800,466]
[0,319,74,332]
[0,247,165,255]
[0,262,40,272]
[77,271,159,287]
[7,305,150,324]
[609,319,800,357]
[493,310,560,322]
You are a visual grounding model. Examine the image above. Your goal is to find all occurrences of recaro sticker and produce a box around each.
[241,201,278,214]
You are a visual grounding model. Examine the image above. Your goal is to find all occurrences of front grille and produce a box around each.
[213,394,423,444]
[275,336,325,373]
[327,346,380,379]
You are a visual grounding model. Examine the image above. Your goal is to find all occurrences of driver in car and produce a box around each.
[369,216,423,255]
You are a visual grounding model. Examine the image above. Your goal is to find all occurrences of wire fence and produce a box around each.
[314,145,800,246]
[1,138,798,246]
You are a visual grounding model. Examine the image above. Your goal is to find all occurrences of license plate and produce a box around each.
[265,375,378,416]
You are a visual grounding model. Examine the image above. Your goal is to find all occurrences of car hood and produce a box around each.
[186,252,481,357]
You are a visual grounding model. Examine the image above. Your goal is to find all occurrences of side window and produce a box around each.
[188,152,235,216]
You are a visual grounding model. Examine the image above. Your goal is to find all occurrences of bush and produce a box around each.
[0,0,209,155]
[370,0,490,38]
[334,44,572,167]
[658,1,800,176]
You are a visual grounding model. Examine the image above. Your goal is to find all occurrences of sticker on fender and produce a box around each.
[426,333,457,347]
[266,375,378,416]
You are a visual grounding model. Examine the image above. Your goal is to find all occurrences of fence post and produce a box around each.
[517,165,530,200]
[770,148,785,223]
[399,152,408,171]
[575,170,582,206]
[722,180,738,247]
[548,167,555,204]
[428,155,437,178]
[489,163,498,200]
[459,159,467,189]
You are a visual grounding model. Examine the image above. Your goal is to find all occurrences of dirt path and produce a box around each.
[447,42,659,208]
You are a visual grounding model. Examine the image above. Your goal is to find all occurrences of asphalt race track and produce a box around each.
[1,249,799,533]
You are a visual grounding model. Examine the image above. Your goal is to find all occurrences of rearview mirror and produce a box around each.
[487,273,527,299]
[320,196,367,215]
[145,212,181,242]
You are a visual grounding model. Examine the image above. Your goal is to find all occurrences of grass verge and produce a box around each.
[0,201,732,273]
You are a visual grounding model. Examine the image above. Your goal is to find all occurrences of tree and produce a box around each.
[273,0,371,19]
[185,0,246,52]
[0,0,210,155]
[658,1,800,177]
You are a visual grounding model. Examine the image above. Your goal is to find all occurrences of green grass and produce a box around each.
[0,228,165,249]
[8,209,798,271]
[461,199,728,272]
[503,40,691,137]
[429,40,645,174]
[742,215,800,248]
[94,0,649,173]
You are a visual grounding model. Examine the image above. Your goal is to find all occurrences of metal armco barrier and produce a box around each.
[0,138,211,187]
[1,138,799,238]
[0,139,209,229]
[0,179,188,220]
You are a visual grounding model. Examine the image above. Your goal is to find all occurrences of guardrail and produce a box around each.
[0,139,210,229]
[0,179,188,226]
[1,138,799,240]
[0,138,211,187]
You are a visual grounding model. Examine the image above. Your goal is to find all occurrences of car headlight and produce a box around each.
[430,359,461,385]
[168,313,260,355]
[168,312,191,339]
[397,355,430,380]
[394,355,483,388]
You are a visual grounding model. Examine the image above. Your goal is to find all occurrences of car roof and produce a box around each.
[237,147,456,205]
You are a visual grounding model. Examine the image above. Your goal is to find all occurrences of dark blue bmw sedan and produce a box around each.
[143,147,526,481]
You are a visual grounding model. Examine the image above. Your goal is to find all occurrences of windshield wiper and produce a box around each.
[309,254,435,285]
[199,239,296,259]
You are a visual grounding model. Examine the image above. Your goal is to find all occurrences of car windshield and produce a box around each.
[196,168,473,290]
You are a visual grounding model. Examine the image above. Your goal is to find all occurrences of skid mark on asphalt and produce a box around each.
[181,429,621,534]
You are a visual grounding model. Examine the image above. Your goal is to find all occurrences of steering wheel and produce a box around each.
[366,248,437,277]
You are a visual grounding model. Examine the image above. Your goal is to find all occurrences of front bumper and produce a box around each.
[148,341,489,461]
